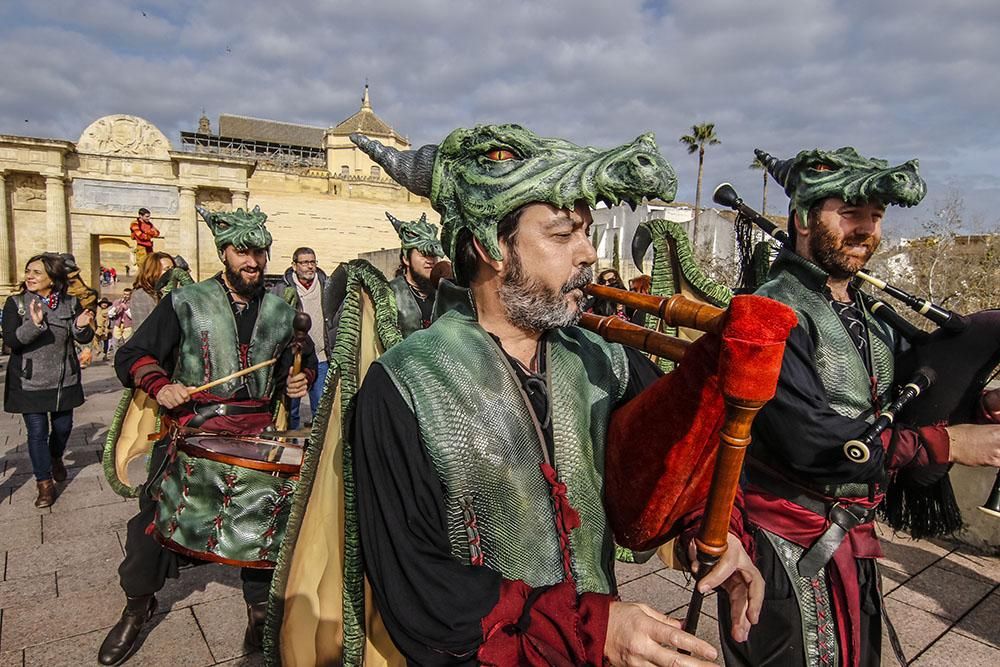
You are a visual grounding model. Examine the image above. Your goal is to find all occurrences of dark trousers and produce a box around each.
[23,410,73,481]
[718,529,883,666]
[117,442,272,604]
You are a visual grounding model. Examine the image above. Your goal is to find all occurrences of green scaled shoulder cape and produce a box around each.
[264,259,405,667]
[630,219,733,372]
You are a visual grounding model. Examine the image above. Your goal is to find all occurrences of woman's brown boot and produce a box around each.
[35,480,57,508]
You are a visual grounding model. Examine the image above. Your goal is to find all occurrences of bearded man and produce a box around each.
[730,149,1000,667]
[346,126,801,666]
[98,206,316,665]
[386,211,444,336]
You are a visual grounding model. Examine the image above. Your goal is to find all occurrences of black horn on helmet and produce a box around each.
[350,133,437,198]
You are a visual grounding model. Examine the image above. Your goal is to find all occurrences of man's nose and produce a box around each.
[857,216,879,234]
[579,238,598,267]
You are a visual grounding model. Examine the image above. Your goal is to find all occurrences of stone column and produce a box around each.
[0,171,12,286]
[232,190,249,211]
[178,186,199,278]
[45,175,69,253]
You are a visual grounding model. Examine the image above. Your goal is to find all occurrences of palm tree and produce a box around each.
[679,123,721,243]
[749,156,768,215]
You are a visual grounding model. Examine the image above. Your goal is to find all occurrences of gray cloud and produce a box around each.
[2,0,998,234]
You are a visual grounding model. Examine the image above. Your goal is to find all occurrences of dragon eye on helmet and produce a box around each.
[485,148,519,161]
[811,163,836,172]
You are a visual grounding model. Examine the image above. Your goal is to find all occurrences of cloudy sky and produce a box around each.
[3,0,998,235]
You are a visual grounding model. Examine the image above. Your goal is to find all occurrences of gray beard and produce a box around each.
[498,247,592,332]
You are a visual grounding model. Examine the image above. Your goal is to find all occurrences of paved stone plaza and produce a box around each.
[0,360,997,666]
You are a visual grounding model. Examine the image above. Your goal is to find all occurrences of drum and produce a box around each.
[152,432,306,568]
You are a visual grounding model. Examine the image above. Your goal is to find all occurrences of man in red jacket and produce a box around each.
[129,207,160,266]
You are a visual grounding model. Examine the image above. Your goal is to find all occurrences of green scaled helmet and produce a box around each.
[385,211,445,257]
[754,147,927,231]
[351,124,677,274]
[196,205,273,256]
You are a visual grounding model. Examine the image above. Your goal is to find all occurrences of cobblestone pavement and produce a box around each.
[1,360,998,665]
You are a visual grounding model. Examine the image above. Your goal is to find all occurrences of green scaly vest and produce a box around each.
[756,250,895,421]
[170,277,295,399]
[377,295,628,594]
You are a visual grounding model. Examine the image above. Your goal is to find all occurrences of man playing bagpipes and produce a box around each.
[728,149,1000,667]
[307,124,797,667]
[98,206,317,666]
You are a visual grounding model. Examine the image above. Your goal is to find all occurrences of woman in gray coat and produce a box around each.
[2,254,94,507]
[129,251,175,334]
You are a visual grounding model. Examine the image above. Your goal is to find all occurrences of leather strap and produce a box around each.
[797,502,875,577]
[187,403,270,428]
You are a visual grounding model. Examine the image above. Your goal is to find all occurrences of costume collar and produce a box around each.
[432,279,477,320]
[770,248,867,300]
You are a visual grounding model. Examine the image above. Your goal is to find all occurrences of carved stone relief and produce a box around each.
[10,173,46,210]
[196,188,232,212]
[77,115,172,160]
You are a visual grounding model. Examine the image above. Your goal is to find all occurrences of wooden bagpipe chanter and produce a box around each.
[578,283,794,633]
[713,182,1000,526]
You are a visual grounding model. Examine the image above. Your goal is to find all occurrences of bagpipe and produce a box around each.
[579,284,790,633]
[713,183,1000,522]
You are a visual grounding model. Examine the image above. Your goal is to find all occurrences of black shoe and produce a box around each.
[98,595,157,665]
[51,458,67,483]
[244,601,268,650]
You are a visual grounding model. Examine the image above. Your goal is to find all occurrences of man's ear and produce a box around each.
[792,210,810,236]
[473,236,503,272]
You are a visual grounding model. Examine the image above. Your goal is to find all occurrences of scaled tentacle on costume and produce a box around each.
[630,219,732,372]
[266,259,404,667]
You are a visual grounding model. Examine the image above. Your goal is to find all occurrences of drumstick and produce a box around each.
[188,359,276,395]
[188,315,310,397]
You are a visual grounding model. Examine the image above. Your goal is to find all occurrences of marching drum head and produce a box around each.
[180,435,305,474]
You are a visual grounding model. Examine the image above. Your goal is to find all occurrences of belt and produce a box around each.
[746,460,877,577]
[187,403,271,429]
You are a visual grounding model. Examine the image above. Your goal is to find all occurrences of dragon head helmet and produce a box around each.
[352,124,676,275]
[754,147,926,232]
[196,205,273,257]
[385,211,445,257]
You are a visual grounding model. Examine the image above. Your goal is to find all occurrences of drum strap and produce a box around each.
[187,403,272,428]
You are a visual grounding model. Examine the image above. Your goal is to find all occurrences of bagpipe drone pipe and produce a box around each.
[713,182,1000,532]
[579,284,796,634]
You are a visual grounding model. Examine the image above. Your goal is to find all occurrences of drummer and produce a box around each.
[98,205,316,666]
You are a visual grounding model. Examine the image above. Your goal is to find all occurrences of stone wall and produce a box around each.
[249,190,432,273]
[0,114,436,292]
